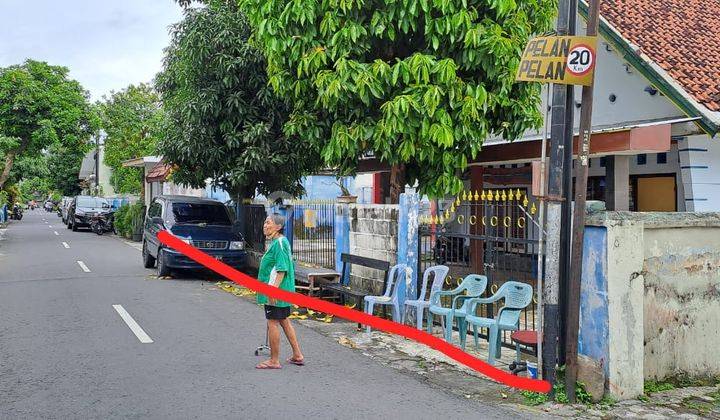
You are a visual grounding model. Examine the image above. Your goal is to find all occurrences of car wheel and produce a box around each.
[157,248,170,277]
[67,219,72,229]
[142,241,156,268]
[71,219,78,232]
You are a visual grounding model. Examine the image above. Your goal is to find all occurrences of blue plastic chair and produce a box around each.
[462,281,534,365]
[427,274,488,343]
[402,265,449,330]
[363,264,409,333]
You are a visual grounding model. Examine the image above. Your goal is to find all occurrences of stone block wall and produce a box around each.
[348,204,399,294]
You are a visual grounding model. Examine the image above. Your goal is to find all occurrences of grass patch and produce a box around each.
[644,380,675,395]
[597,395,617,410]
[520,391,549,406]
[681,396,715,416]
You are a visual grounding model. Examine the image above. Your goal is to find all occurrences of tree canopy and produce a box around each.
[45,142,88,196]
[241,0,555,199]
[97,83,164,194]
[0,60,96,190]
[157,0,320,198]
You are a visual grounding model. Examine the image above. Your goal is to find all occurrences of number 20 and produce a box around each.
[569,50,591,66]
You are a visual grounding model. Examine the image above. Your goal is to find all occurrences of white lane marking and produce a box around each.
[48,225,53,228]
[113,305,154,344]
[76,260,90,272]
[62,242,70,249]
[54,231,59,236]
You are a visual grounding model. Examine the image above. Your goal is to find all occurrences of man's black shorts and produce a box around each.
[264,305,291,320]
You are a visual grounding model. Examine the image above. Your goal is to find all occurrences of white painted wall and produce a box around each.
[161,182,204,198]
[642,222,720,380]
[97,144,115,196]
[503,19,684,145]
[677,134,720,211]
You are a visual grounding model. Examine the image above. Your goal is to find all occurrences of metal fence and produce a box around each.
[242,204,267,252]
[418,188,542,351]
[288,200,336,268]
[240,200,336,269]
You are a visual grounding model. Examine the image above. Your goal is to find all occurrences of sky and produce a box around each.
[0,0,185,101]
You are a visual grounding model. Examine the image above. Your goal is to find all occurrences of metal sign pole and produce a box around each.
[536,83,552,380]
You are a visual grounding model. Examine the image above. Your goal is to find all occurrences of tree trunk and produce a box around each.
[0,139,30,190]
[389,163,406,204]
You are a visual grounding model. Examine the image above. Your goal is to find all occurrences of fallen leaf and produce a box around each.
[338,336,357,349]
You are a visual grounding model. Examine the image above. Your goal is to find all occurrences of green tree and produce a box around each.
[98,84,163,194]
[241,0,555,200]
[157,0,320,199]
[46,142,88,196]
[0,60,96,190]
[18,177,51,202]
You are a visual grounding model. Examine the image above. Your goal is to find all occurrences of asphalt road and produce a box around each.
[0,211,522,419]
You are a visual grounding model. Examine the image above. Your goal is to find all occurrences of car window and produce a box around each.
[148,202,162,218]
[77,197,109,208]
[171,203,231,225]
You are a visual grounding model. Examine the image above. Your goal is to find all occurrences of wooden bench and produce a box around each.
[294,264,340,297]
[320,254,390,325]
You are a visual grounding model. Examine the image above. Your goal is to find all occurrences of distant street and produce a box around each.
[0,211,520,419]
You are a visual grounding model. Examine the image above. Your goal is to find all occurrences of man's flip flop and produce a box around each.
[255,362,282,369]
[287,357,305,366]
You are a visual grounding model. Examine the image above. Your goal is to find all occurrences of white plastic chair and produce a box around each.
[402,265,449,330]
[363,264,409,333]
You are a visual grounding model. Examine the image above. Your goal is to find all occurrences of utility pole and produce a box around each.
[565,0,601,402]
[95,134,100,195]
[542,0,573,386]
[559,0,578,367]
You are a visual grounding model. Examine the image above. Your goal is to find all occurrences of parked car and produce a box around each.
[142,195,247,277]
[60,197,73,224]
[66,195,111,231]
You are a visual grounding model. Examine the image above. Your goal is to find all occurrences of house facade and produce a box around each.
[362,0,720,212]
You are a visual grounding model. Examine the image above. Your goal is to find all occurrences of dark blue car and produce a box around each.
[142,196,247,276]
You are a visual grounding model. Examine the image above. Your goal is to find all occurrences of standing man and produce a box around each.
[255,213,305,369]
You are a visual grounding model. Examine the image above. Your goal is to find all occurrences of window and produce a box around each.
[637,154,647,165]
[600,157,606,168]
[77,197,109,208]
[657,153,667,164]
[171,203,232,225]
[148,202,162,218]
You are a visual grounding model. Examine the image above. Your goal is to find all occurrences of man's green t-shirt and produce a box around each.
[257,236,295,307]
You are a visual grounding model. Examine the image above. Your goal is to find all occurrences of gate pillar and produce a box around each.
[470,166,485,275]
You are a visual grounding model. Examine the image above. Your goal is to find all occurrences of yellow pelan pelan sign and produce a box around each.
[516,36,598,86]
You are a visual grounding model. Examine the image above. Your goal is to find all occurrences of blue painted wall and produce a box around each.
[579,226,610,377]
[205,184,231,202]
[301,176,355,199]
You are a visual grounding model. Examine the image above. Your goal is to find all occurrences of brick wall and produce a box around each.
[349,204,398,294]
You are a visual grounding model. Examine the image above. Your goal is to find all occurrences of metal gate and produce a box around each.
[418,188,541,351]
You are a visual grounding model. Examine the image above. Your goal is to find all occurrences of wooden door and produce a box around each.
[637,176,676,211]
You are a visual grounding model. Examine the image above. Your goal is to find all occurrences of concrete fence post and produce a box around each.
[334,202,350,273]
[398,189,420,304]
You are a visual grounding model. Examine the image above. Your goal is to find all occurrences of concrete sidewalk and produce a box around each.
[216,281,720,419]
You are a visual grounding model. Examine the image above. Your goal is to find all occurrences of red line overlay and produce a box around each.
[158,230,551,393]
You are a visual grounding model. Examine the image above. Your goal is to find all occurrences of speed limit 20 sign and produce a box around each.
[516,36,598,86]
[567,44,595,76]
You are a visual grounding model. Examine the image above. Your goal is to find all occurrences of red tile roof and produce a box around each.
[600,0,720,112]
[146,163,172,183]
